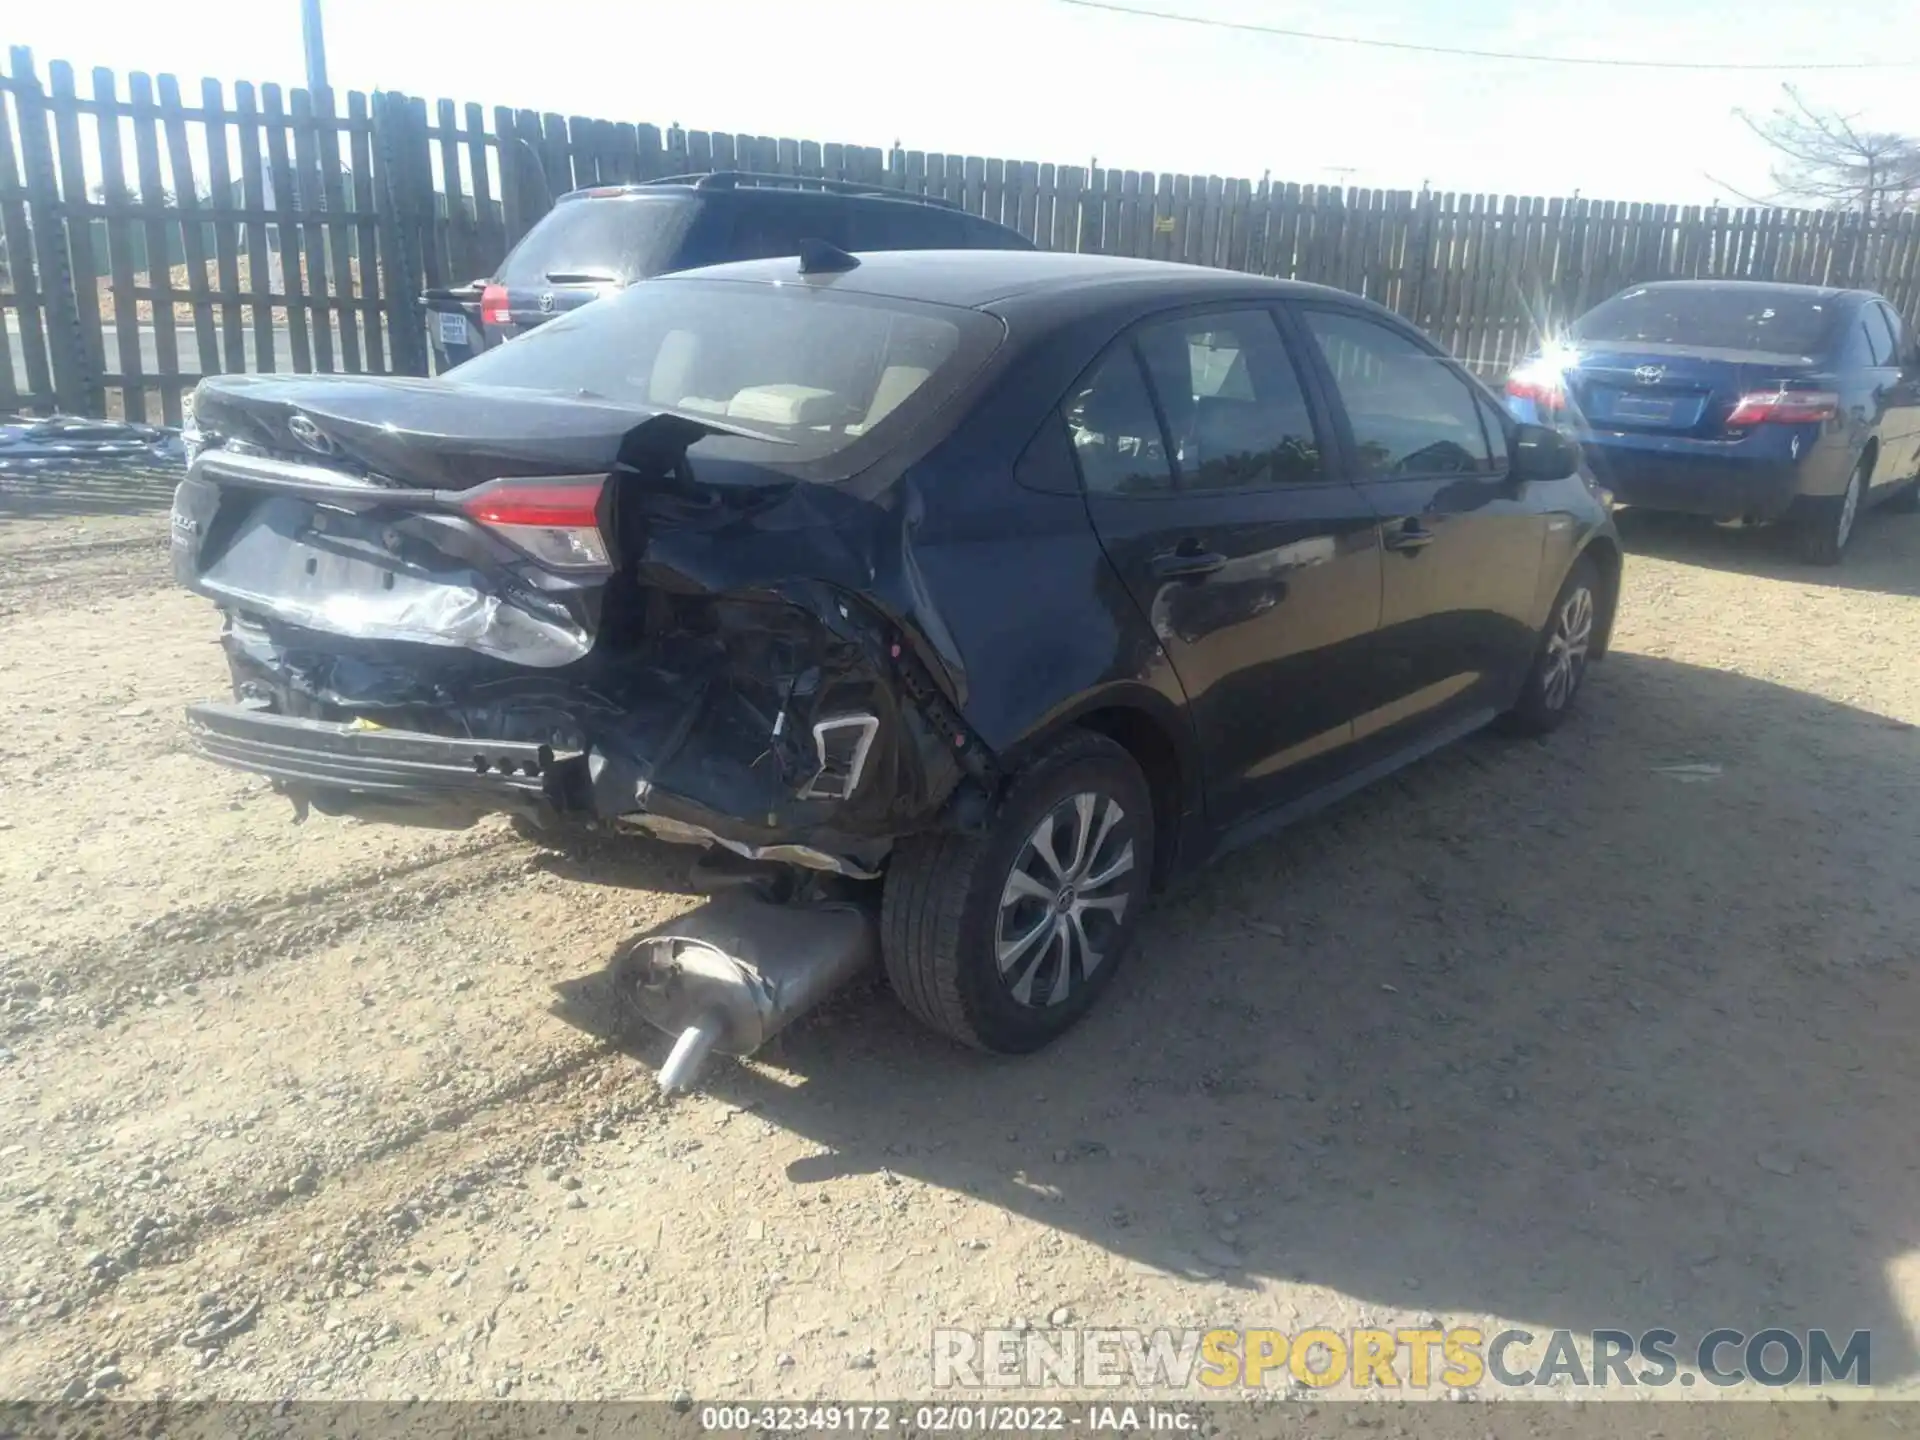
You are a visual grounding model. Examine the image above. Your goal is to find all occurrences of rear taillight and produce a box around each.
[1506,371,1566,411]
[480,283,511,328]
[458,475,611,570]
[1725,388,1839,426]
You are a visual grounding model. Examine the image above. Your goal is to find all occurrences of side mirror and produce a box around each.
[1511,422,1579,483]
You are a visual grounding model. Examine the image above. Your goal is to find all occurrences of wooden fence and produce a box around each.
[5,45,1920,424]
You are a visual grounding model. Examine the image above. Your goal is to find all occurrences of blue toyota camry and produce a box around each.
[1507,280,1920,563]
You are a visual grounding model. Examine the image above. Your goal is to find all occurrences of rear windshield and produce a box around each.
[496,195,697,286]
[446,277,1003,473]
[1573,286,1837,356]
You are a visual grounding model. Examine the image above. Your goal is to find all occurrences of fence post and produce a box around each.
[372,90,430,376]
[1406,188,1436,330]
[8,46,93,415]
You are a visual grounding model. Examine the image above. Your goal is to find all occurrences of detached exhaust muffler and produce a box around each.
[613,891,879,1092]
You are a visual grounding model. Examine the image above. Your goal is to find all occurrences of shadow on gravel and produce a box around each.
[521,829,722,899]
[556,651,1920,1383]
[1616,505,1920,598]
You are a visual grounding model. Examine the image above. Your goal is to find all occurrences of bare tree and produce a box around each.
[1724,85,1920,217]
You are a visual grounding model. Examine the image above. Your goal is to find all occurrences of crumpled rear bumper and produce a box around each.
[186,701,564,823]
[184,698,906,877]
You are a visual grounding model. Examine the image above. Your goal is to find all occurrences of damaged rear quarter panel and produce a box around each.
[880,317,1203,832]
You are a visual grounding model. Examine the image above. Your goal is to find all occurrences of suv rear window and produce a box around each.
[1573,286,1838,356]
[447,277,1003,474]
[496,195,698,286]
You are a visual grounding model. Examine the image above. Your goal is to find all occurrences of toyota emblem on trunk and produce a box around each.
[286,414,334,455]
[1634,365,1665,384]
[538,291,556,314]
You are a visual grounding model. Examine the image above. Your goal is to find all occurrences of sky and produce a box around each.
[7,0,1917,205]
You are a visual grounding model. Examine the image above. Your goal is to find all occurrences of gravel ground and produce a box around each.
[3,467,1919,1415]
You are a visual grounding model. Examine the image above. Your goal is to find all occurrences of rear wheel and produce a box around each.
[1794,454,1867,564]
[1498,555,1600,737]
[880,731,1154,1053]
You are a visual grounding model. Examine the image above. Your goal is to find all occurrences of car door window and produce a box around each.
[1062,347,1175,496]
[1473,392,1512,471]
[1133,309,1324,490]
[1299,308,1495,478]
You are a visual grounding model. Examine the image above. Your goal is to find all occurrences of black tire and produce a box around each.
[1888,477,1920,513]
[1498,554,1601,737]
[1794,454,1868,565]
[880,730,1154,1053]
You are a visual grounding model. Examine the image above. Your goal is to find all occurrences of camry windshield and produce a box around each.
[448,278,1000,470]
[1573,286,1836,356]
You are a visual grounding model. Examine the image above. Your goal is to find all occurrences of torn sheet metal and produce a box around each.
[192,495,593,667]
[179,375,993,869]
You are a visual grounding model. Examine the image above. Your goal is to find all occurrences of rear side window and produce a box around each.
[847,203,973,252]
[725,196,853,260]
[1877,305,1907,362]
[1839,317,1879,369]
[496,195,697,286]
[1301,308,1494,478]
[1134,309,1324,489]
[1572,286,1836,357]
[1863,305,1899,366]
[1063,348,1175,496]
[959,216,1033,251]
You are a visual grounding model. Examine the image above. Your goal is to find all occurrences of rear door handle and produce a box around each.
[1151,546,1228,580]
[1383,520,1435,554]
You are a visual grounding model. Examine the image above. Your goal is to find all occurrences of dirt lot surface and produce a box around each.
[3,464,1919,1420]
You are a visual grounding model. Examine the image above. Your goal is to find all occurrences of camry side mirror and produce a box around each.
[1511,422,1579,483]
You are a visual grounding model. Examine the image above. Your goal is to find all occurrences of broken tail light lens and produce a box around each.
[1725,388,1840,426]
[457,475,612,570]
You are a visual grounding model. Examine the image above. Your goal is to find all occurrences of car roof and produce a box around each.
[558,180,974,217]
[1623,278,1870,304]
[654,248,1361,312]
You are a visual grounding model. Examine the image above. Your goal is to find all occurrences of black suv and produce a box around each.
[423,171,1035,368]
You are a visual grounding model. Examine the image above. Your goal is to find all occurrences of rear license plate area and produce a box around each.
[1589,386,1704,429]
[1611,393,1676,424]
[436,310,468,346]
[291,510,413,596]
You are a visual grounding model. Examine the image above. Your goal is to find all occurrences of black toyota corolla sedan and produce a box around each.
[174,248,1620,1055]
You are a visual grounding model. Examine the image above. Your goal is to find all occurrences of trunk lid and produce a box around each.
[1566,342,1824,438]
[176,374,780,668]
[191,373,666,488]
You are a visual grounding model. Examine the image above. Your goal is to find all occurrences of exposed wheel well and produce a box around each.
[1073,706,1186,887]
[1860,438,1879,481]
[1580,536,1623,658]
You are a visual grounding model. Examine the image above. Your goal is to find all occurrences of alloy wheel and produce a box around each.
[1541,584,1594,711]
[994,792,1136,1008]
